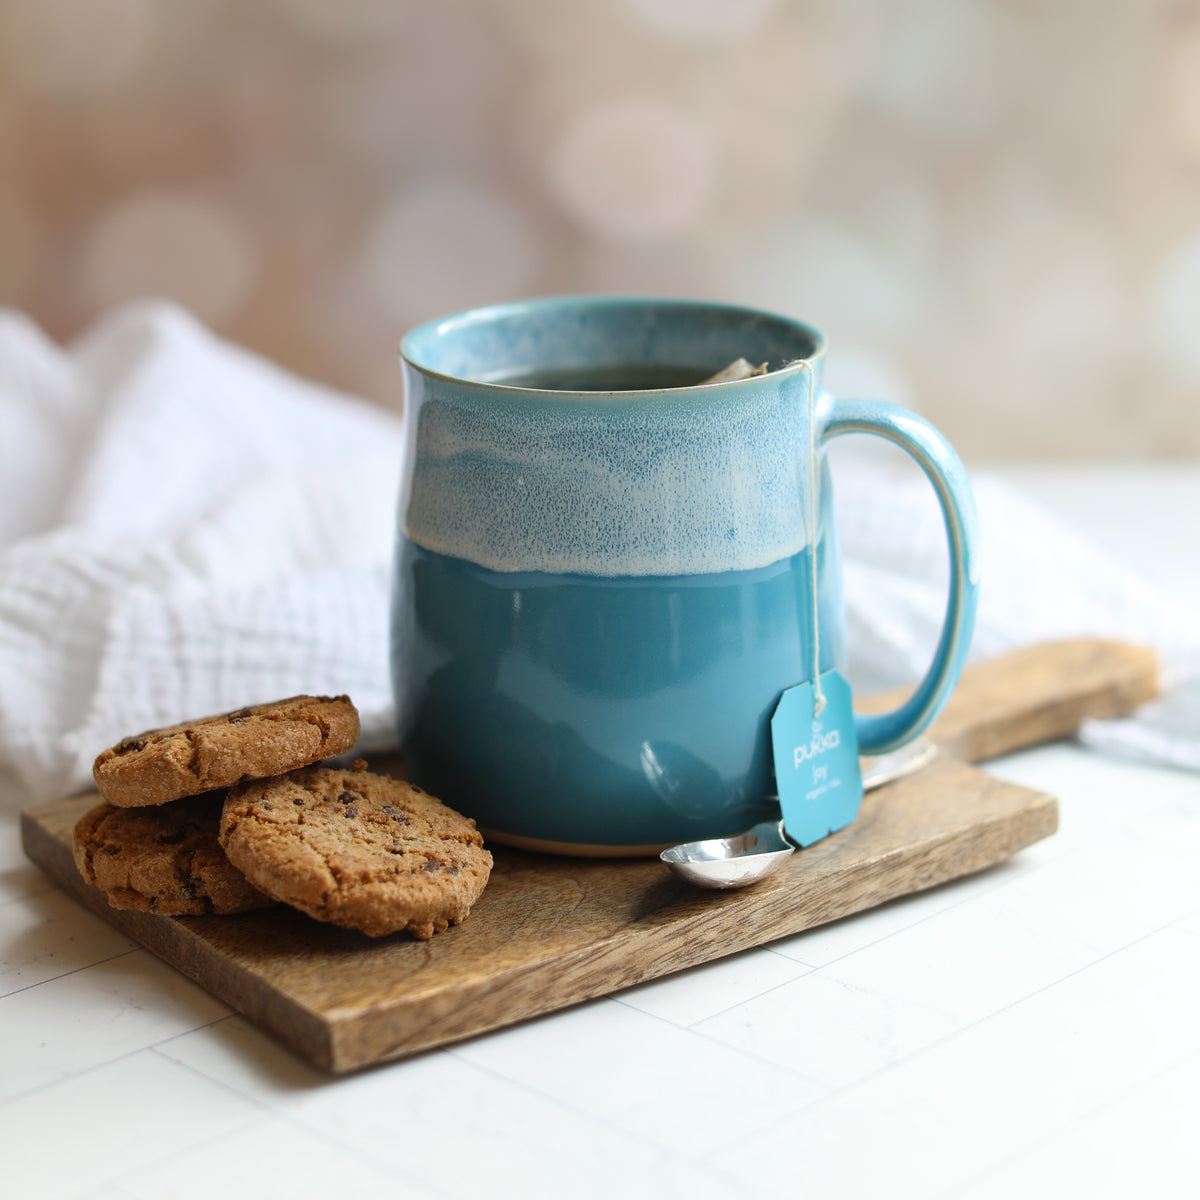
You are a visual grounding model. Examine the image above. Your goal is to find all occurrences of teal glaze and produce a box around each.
[822,397,980,754]
[392,532,844,848]
[393,297,979,850]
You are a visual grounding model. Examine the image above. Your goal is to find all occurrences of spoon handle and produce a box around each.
[860,739,938,790]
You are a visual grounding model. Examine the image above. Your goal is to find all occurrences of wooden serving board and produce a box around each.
[22,639,1157,1074]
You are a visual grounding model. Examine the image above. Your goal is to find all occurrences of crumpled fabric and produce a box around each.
[832,457,1200,770]
[0,302,403,804]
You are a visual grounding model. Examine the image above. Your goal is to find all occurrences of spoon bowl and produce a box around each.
[660,820,794,889]
[661,739,938,890]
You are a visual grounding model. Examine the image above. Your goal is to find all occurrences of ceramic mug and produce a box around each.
[391,297,979,854]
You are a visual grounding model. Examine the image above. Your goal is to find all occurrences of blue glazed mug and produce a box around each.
[391,297,979,854]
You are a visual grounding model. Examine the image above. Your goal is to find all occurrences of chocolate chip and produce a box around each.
[227,708,253,723]
[115,736,146,755]
[156,829,187,844]
[421,858,439,873]
[344,805,358,818]
[292,797,304,806]
[261,800,272,810]
[338,791,356,805]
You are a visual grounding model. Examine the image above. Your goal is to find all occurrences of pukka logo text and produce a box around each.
[793,722,841,769]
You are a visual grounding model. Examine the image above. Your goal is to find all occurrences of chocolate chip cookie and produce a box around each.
[92,695,360,808]
[219,763,493,939]
[73,794,277,915]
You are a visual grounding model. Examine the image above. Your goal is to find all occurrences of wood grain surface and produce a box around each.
[859,638,1159,763]
[21,638,1156,1073]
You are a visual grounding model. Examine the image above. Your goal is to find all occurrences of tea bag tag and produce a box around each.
[771,670,863,847]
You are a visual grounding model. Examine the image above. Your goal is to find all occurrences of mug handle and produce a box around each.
[820,396,981,755]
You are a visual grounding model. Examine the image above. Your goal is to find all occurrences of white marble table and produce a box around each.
[2,462,1198,1200]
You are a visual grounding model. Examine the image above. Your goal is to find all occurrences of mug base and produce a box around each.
[479,827,669,858]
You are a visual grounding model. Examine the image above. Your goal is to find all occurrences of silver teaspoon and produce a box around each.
[660,739,938,890]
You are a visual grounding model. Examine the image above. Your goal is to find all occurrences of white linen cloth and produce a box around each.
[1,301,1197,808]
[0,302,404,804]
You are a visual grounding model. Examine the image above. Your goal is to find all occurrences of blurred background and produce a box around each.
[1,0,1198,459]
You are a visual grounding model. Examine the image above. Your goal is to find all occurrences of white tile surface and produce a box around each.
[0,948,230,1102]
[1,885,136,997]
[723,926,1200,1199]
[696,839,1157,1091]
[161,1015,758,1199]
[115,1116,418,1200]
[1173,910,1200,936]
[155,1013,330,1097]
[693,959,961,1089]
[450,996,828,1160]
[767,855,1024,969]
[64,1185,141,1200]
[806,828,1198,1028]
[985,743,1200,852]
[951,1050,1200,1200]
[615,944,813,1026]
[0,1050,266,1200]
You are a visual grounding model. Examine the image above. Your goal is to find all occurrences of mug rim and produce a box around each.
[399,295,829,398]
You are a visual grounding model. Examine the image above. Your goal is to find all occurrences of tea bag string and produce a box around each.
[795,359,826,718]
